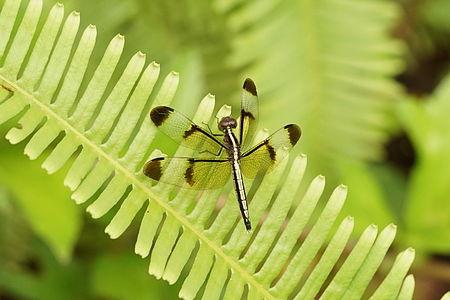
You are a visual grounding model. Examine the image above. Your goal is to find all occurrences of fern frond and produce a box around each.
[229,0,405,173]
[0,0,438,299]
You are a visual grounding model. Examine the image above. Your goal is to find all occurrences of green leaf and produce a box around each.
[0,240,88,300]
[397,73,450,253]
[1,0,446,299]
[396,274,415,300]
[92,252,180,300]
[0,141,81,263]
[339,160,394,232]
[369,248,415,300]
[229,0,405,173]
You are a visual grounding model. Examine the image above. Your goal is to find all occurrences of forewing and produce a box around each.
[240,124,301,178]
[150,106,224,155]
[143,157,231,189]
[239,78,259,151]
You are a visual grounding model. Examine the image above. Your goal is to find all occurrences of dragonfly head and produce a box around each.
[218,116,237,131]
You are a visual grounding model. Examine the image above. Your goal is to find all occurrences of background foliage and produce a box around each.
[0,0,449,299]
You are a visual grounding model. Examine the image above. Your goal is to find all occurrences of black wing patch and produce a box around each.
[240,124,301,178]
[143,157,231,189]
[150,106,173,126]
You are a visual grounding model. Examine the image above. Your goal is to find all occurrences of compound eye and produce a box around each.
[218,117,237,130]
[218,118,227,131]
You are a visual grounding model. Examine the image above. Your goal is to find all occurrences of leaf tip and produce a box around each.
[86,205,101,219]
[24,149,39,161]
[338,184,348,191]
[5,131,19,145]
[41,162,55,175]
[137,51,146,58]
[71,191,87,205]
[134,248,148,259]
[388,223,397,230]
[166,278,177,285]
[63,178,77,191]
[216,104,231,119]
[369,224,378,231]
[405,247,415,255]
[104,226,119,239]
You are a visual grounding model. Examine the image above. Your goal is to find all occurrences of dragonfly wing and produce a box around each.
[240,124,301,178]
[239,78,259,151]
[143,157,231,189]
[150,106,225,155]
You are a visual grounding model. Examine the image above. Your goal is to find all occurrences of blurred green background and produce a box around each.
[1,0,449,299]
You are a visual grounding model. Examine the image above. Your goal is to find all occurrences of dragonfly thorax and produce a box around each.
[218,116,237,131]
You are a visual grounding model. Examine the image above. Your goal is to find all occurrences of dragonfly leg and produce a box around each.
[199,147,224,157]
[202,122,224,137]
[199,149,216,155]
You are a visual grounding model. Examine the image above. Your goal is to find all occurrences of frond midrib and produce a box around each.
[0,73,276,300]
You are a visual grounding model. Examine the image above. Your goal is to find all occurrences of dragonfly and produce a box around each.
[143,78,301,231]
